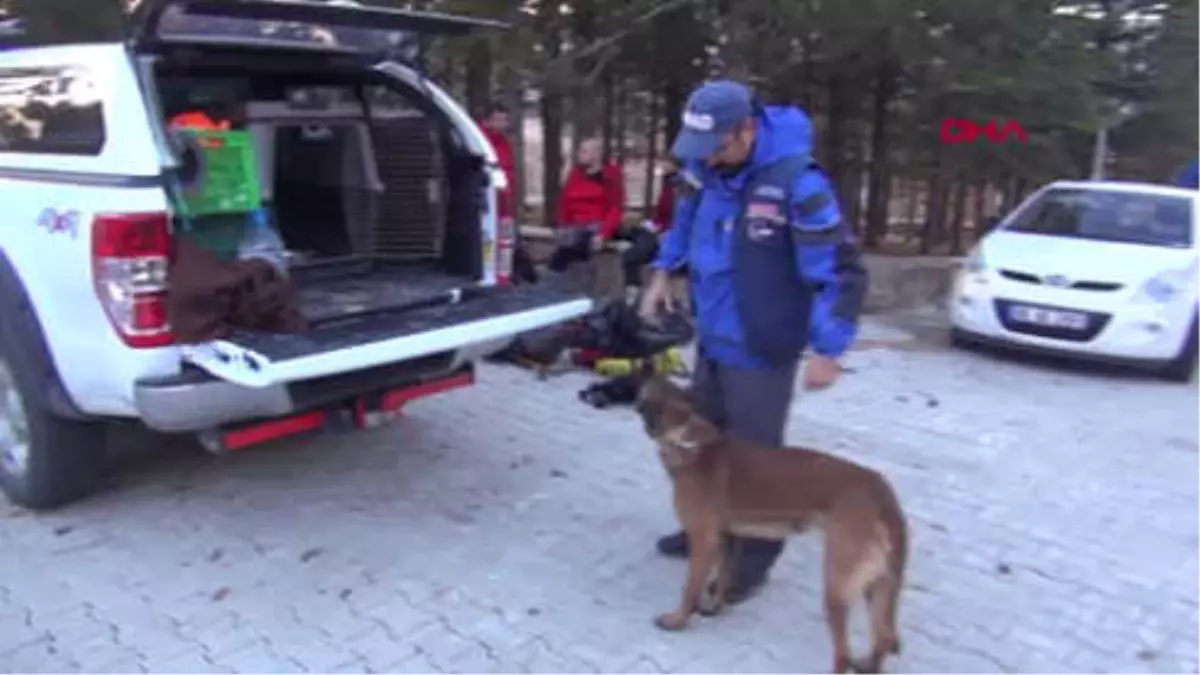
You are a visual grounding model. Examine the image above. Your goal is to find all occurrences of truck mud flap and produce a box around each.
[181,284,592,388]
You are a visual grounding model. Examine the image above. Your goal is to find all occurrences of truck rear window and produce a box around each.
[0,65,105,156]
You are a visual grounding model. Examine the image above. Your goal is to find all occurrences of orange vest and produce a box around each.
[169,111,231,131]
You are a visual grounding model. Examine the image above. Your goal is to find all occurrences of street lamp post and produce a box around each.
[1090,102,1139,181]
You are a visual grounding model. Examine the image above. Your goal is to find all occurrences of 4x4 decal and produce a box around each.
[36,207,80,238]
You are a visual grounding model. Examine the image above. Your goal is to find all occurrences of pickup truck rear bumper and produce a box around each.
[134,352,467,433]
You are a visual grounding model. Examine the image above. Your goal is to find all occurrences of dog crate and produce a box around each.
[246,88,449,263]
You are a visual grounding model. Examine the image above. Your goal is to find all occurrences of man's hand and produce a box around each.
[803,353,842,390]
[638,270,676,322]
[590,234,607,253]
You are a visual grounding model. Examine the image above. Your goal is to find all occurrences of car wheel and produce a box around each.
[0,344,108,510]
[1159,314,1198,384]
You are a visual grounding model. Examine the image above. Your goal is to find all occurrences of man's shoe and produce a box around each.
[656,531,689,558]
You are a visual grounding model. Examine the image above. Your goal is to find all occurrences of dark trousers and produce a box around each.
[512,238,539,285]
[616,227,660,289]
[547,227,595,273]
[689,352,799,581]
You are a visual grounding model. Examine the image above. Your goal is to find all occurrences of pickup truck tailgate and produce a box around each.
[181,284,592,388]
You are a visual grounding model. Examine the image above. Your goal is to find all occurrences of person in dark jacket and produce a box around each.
[478,101,538,284]
[547,136,626,272]
[615,158,680,296]
[638,80,868,604]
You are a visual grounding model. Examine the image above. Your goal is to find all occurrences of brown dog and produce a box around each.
[634,374,909,674]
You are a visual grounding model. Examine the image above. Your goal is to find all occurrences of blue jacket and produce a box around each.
[652,105,868,369]
[1175,159,1199,189]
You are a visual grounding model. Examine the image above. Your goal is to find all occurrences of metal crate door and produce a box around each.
[367,109,447,260]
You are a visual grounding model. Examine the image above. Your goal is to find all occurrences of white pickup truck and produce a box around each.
[0,0,591,509]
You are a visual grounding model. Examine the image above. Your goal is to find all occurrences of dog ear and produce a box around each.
[663,410,720,451]
[679,412,721,448]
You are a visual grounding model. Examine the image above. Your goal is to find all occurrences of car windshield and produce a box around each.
[1003,188,1194,248]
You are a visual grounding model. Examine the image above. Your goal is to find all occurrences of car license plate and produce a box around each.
[1007,304,1088,330]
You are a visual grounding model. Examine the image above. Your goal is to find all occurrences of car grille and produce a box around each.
[993,298,1111,342]
[998,269,1041,284]
[998,269,1123,292]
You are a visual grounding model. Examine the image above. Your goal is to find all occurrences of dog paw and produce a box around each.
[697,585,725,616]
[848,658,881,674]
[653,611,689,631]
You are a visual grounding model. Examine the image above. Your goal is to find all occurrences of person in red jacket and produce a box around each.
[617,158,679,294]
[548,136,626,272]
[478,101,538,284]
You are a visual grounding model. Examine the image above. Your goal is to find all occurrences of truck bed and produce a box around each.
[220,281,586,362]
[289,257,469,322]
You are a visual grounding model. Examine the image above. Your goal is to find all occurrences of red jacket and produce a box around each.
[556,162,625,240]
[649,173,677,233]
[479,123,517,220]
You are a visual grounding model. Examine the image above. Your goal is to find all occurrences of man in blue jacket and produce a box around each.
[638,80,868,604]
[1175,159,1198,189]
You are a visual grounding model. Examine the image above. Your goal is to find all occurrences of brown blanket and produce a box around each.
[168,237,308,344]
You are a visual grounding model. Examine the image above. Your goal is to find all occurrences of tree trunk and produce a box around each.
[14,0,124,44]
[542,89,565,228]
[663,80,685,153]
[799,38,817,110]
[844,155,864,233]
[464,37,493,118]
[602,71,617,162]
[949,178,969,255]
[863,63,896,249]
[971,178,988,244]
[920,152,947,255]
[822,72,853,209]
[570,96,585,159]
[615,78,628,169]
[643,92,661,218]
[996,173,1013,213]
[536,0,564,228]
[1014,176,1031,204]
[569,0,598,154]
[935,180,953,249]
[502,68,526,217]
[905,180,920,229]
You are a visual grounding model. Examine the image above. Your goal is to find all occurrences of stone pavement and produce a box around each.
[0,316,1196,674]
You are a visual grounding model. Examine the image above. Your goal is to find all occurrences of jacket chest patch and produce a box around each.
[745,201,786,222]
[743,201,787,243]
[752,184,786,200]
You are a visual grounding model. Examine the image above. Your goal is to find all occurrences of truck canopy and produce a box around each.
[128,0,507,59]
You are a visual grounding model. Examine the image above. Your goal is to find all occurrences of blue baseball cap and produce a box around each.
[671,79,754,161]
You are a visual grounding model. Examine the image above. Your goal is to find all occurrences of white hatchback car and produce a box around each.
[950,180,1199,381]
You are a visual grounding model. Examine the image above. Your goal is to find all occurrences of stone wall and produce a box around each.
[517,226,962,313]
[861,254,964,313]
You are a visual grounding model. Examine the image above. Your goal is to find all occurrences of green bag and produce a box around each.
[178,130,263,217]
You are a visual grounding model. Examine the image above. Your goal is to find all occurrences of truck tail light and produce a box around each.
[91,212,174,348]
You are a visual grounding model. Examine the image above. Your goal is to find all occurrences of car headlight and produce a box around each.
[1133,265,1196,304]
